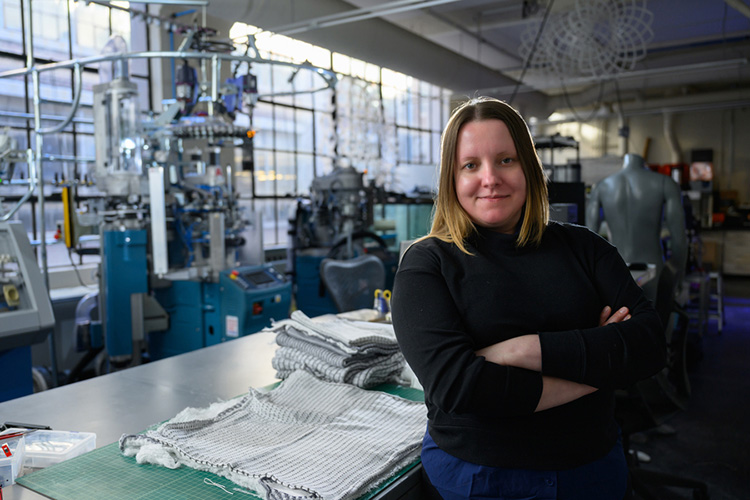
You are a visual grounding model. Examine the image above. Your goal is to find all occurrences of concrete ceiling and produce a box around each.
[199,0,750,118]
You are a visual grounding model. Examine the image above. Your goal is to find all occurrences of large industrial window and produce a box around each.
[229,22,450,248]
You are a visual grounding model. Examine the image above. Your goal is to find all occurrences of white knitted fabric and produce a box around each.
[120,370,426,500]
[276,311,399,352]
[272,346,405,387]
[267,312,405,388]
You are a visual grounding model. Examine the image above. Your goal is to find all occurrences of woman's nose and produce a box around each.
[480,164,499,186]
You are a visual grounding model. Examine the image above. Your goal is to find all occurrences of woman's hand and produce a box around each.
[599,305,631,326]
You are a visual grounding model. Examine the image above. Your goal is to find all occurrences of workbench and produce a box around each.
[0,331,423,499]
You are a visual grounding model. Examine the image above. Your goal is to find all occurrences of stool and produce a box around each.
[685,272,709,336]
[708,271,724,334]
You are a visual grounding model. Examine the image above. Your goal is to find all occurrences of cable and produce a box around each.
[510,0,555,105]
[67,249,95,289]
[559,76,606,123]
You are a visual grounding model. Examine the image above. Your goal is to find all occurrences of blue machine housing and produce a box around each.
[102,223,291,362]
[219,264,292,339]
[101,228,148,359]
[149,263,291,360]
[151,280,222,359]
[0,346,32,401]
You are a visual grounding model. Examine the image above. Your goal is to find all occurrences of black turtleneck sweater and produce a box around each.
[392,222,666,469]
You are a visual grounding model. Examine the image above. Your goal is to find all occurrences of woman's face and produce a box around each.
[454,119,527,234]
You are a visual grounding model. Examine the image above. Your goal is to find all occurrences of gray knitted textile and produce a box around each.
[268,311,405,388]
[119,370,426,500]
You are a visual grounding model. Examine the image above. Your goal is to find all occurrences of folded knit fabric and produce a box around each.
[276,330,391,368]
[285,311,399,350]
[267,311,406,388]
[120,370,426,500]
[272,346,406,387]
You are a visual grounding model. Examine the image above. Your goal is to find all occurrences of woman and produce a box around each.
[391,97,666,500]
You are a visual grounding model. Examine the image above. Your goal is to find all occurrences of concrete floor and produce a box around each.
[630,274,750,500]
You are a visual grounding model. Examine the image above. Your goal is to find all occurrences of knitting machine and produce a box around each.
[78,65,291,370]
[64,35,330,370]
[0,221,55,401]
[287,166,397,316]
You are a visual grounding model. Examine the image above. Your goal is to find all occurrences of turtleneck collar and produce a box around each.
[469,223,521,252]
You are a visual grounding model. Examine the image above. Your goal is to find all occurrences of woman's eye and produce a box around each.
[500,157,514,165]
[462,162,476,170]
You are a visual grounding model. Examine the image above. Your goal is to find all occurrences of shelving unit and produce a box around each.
[534,134,580,168]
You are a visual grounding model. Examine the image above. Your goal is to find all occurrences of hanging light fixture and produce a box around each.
[519,0,654,79]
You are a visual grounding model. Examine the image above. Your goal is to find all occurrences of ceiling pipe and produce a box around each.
[471,58,749,98]
[268,0,461,36]
[725,0,750,19]
[663,112,683,164]
[535,97,750,125]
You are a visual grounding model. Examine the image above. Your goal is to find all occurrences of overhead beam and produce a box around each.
[466,58,749,97]
[268,0,461,36]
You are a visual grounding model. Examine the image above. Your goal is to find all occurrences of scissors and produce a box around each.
[382,290,392,311]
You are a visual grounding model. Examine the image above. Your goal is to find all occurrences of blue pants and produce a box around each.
[421,430,628,500]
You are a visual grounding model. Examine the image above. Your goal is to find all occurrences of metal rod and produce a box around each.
[23,0,58,388]
[38,62,84,135]
[0,51,338,87]
[0,109,93,124]
[209,54,219,116]
[32,76,49,292]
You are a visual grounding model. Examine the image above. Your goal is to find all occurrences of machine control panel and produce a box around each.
[219,263,292,340]
[226,265,286,290]
[0,221,55,350]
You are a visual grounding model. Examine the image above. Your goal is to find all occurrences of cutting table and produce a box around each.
[0,330,423,499]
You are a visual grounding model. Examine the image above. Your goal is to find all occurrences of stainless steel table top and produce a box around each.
[0,331,280,499]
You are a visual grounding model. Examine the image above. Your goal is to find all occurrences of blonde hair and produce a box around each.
[424,97,548,254]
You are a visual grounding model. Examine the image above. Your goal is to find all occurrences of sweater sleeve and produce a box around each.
[392,242,543,418]
[538,232,667,389]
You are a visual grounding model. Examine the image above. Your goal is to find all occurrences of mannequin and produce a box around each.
[586,153,687,301]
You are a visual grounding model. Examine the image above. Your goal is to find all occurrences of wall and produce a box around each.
[544,106,750,204]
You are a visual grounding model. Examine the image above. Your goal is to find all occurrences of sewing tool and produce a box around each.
[382,290,391,313]
[204,477,234,495]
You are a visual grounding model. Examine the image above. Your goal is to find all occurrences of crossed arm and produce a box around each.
[475,306,631,412]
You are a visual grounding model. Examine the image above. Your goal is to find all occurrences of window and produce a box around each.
[229,22,449,246]
[0,0,150,271]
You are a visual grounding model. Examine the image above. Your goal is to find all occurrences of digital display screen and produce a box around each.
[244,271,274,285]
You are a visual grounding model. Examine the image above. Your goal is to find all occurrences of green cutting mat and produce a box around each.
[17,384,424,500]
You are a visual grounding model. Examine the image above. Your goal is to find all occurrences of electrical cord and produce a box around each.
[67,249,96,289]
[559,76,607,123]
[510,0,556,105]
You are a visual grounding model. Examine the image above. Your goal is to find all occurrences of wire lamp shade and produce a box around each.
[520,0,654,79]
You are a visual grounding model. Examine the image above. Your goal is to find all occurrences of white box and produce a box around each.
[0,434,26,487]
[22,430,96,469]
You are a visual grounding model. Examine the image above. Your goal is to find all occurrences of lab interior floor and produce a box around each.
[629,275,750,500]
